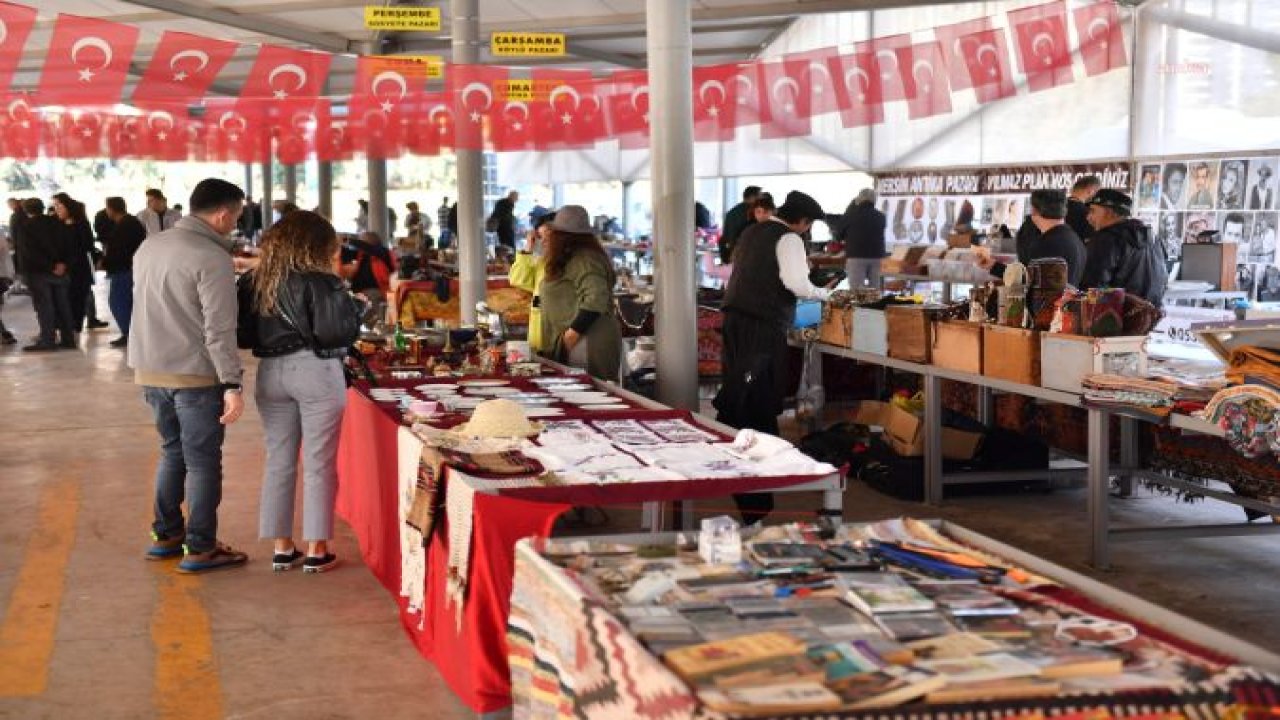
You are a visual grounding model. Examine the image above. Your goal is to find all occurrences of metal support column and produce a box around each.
[1117,417,1139,497]
[621,181,634,239]
[283,163,298,204]
[454,0,485,326]
[244,164,254,201]
[647,0,698,411]
[261,154,274,232]
[551,184,565,209]
[317,161,333,221]
[367,158,389,243]
[1087,409,1112,570]
[923,373,944,505]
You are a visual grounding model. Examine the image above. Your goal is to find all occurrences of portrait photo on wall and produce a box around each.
[1183,211,1217,245]
[1237,262,1258,300]
[1247,157,1278,210]
[1138,164,1161,209]
[1258,265,1280,303]
[1217,159,1247,210]
[1219,211,1251,250]
[1161,162,1189,210]
[1153,211,1184,261]
[1186,160,1219,210]
[1248,212,1278,264]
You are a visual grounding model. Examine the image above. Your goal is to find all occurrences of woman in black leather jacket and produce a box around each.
[237,211,361,574]
[51,193,105,333]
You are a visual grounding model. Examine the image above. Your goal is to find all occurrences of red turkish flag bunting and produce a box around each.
[855,34,912,102]
[132,32,239,110]
[1074,1,1128,77]
[137,105,188,161]
[316,118,353,162]
[0,2,36,94]
[204,98,268,163]
[692,63,739,142]
[491,91,536,152]
[531,69,607,150]
[827,51,884,128]
[450,64,506,151]
[350,56,425,159]
[607,70,648,149]
[48,108,111,159]
[274,97,327,165]
[0,93,39,159]
[898,42,952,120]
[756,60,811,139]
[933,17,993,91]
[1008,1,1074,93]
[237,44,331,103]
[408,92,454,155]
[37,15,139,107]
[783,47,840,118]
[956,28,1016,104]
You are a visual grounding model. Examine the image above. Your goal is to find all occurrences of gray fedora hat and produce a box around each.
[550,205,593,234]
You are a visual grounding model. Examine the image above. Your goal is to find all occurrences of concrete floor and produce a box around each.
[1,286,1278,720]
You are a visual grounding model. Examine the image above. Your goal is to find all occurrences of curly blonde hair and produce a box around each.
[251,210,340,315]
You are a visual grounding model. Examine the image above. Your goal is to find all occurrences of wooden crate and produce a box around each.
[982,325,1041,386]
[931,320,984,375]
[818,305,854,348]
[1041,334,1148,394]
[852,308,887,355]
[885,305,934,364]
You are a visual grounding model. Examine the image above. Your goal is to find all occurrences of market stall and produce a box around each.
[508,520,1280,719]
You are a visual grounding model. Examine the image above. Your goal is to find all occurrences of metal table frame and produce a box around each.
[799,340,1280,569]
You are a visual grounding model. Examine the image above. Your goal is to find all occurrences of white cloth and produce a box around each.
[771,219,831,301]
[728,429,795,460]
[396,427,427,622]
[521,442,634,472]
[444,470,477,632]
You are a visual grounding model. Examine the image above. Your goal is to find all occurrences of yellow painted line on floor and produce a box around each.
[150,569,222,720]
[0,476,81,697]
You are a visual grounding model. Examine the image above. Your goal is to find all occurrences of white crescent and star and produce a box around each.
[147,110,174,140]
[1088,17,1112,48]
[731,74,753,106]
[504,100,528,130]
[771,76,800,112]
[844,66,870,102]
[875,49,899,82]
[460,81,493,121]
[371,70,408,113]
[806,61,832,95]
[218,111,247,138]
[169,49,210,82]
[629,85,649,114]
[267,63,308,99]
[1031,30,1057,66]
[71,36,113,83]
[697,79,725,115]
[912,59,935,93]
[428,105,451,133]
[548,84,581,115]
[976,43,999,78]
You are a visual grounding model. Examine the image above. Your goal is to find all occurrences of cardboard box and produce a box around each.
[852,308,888,355]
[932,320,984,374]
[818,304,854,348]
[852,400,982,460]
[982,325,1041,386]
[886,305,936,364]
[1041,334,1148,394]
[942,428,984,461]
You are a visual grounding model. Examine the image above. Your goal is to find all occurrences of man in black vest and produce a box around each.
[713,190,832,525]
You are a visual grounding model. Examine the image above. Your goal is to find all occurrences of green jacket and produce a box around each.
[538,252,621,381]
[508,251,544,351]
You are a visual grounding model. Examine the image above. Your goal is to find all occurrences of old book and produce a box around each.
[748,541,827,566]
[875,612,956,642]
[916,652,1043,684]
[829,665,947,709]
[905,632,1004,660]
[791,598,884,640]
[925,677,1062,703]
[707,654,826,689]
[958,614,1033,639]
[662,632,806,681]
[698,681,843,715]
[1007,646,1123,678]
[837,572,936,615]
[915,583,1021,617]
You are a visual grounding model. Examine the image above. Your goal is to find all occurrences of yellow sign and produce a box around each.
[501,79,556,101]
[491,32,566,57]
[364,6,441,31]
[372,55,444,79]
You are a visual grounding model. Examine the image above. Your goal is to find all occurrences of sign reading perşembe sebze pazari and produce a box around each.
[491,32,566,57]
[876,164,1132,197]
[364,6,441,31]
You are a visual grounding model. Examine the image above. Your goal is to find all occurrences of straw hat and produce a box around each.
[452,398,543,438]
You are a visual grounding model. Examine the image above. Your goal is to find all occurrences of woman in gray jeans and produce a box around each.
[238,212,361,573]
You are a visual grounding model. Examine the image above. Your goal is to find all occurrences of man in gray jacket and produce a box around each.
[129,178,248,573]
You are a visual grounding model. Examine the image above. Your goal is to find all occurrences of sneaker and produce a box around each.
[177,542,248,574]
[108,336,128,348]
[22,342,58,352]
[146,531,185,560]
[272,548,304,572]
[303,553,339,574]
[87,319,109,330]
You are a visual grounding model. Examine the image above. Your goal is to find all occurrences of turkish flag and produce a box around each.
[205,98,268,163]
[274,97,326,165]
[237,44,331,102]
[0,2,36,93]
[316,119,354,162]
[450,64,506,151]
[607,70,648,149]
[132,32,239,110]
[827,51,884,128]
[757,60,811,139]
[350,56,424,159]
[1074,1,1128,77]
[933,17,993,91]
[956,28,1016,104]
[490,96,536,153]
[105,114,143,158]
[48,109,110,159]
[898,42,952,120]
[1008,1,1074,93]
[137,105,189,161]
[0,93,38,159]
[854,34,912,102]
[408,92,454,155]
[783,47,839,118]
[36,15,139,107]
[692,63,739,142]
[531,69,607,150]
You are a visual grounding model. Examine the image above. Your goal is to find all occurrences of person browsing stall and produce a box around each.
[714,190,832,526]
[838,188,887,289]
[1065,175,1101,240]
[1079,189,1168,305]
[508,211,555,354]
[979,190,1085,286]
[535,205,621,381]
[719,185,762,264]
[101,197,147,347]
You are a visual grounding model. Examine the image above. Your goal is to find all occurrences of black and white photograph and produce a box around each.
[1236,262,1258,299]
[1247,156,1278,210]
[1186,160,1218,210]
[1138,164,1161,209]
[1161,162,1188,210]
[1216,159,1247,210]
[1258,265,1280,302]
[1219,211,1250,248]
[1183,210,1216,245]
[1153,211,1184,261]
[1247,212,1278,263]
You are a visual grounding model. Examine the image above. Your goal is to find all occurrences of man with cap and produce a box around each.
[714,190,833,526]
[1249,164,1275,210]
[1079,189,1168,305]
[719,185,762,264]
[979,190,1085,286]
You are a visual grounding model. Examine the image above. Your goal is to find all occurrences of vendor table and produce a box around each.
[507,522,1280,719]
[797,339,1280,570]
[335,364,843,714]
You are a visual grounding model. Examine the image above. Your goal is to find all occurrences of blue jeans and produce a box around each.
[144,386,226,553]
[108,271,133,335]
[27,273,74,345]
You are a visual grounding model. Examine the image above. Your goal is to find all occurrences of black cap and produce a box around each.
[532,211,557,229]
[777,190,825,223]
[1086,188,1132,216]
